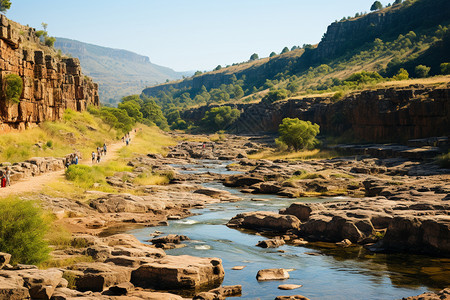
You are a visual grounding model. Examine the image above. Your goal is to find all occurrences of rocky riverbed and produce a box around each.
[1,134,449,299]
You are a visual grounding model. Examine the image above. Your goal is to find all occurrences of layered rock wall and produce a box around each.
[0,15,99,133]
[182,85,450,142]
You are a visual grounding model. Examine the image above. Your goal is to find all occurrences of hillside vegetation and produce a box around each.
[141,0,450,131]
[55,38,186,105]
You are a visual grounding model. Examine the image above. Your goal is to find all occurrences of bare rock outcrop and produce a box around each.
[0,15,99,133]
[131,255,225,291]
[227,211,301,232]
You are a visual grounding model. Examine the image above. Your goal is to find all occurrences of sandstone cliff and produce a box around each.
[182,84,450,142]
[0,15,99,133]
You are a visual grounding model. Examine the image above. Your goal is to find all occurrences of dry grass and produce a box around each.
[133,173,170,186]
[0,110,119,163]
[117,124,175,159]
[248,149,338,161]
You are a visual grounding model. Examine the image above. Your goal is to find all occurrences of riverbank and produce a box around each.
[0,132,449,299]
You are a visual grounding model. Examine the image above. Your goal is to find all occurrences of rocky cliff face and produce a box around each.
[182,85,450,143]
[0,15,99,133]
[314,0,450,62]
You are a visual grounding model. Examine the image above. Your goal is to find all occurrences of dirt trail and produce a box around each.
[1,131,135,197]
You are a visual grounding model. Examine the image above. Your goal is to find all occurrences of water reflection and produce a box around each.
[129,160,449,299]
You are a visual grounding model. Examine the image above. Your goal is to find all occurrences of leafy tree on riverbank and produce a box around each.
[201,106,240,132]
[277,118,320,151]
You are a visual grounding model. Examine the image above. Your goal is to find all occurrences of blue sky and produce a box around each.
[7,0,389,71]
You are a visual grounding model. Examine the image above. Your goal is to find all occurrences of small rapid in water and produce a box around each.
[130,160,450,299]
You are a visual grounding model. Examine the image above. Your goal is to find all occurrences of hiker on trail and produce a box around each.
[126,138,129,146]
[5,167,11,187]
[92,151,96,163]
[202,142,206,149]
[74,154,79,165]
[97,149,101,163]
[212,143,215,151]
[65,158,70,168]
[1,173,6,188]
[103,143,107,155]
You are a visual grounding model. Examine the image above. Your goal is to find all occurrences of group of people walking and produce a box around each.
[92,143,107,164]
[122,133,132,146]
[65,153,79,168]
[0,167,11,188]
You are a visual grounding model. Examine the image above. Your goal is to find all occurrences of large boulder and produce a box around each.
[66,263,131,292]
[131,255,224,291]
[227,211,301,232]
[0,275,29,300]
[256,239,286,248]
[280,203,324,222]
[0,253,11,270]
[223,175,264,187]
[256,269,289,281]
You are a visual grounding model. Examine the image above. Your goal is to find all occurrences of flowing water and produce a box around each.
[130,160,450,300]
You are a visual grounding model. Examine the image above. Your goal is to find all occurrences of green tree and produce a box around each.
[393,68,409,80]
[269,52,277,58]
[287,81,300,93]
[277,118,320,151]
[281,47,289,54]
[141,96,168,129]
[0,198,50,264]
[4,74,23,104]
[249,53,259,61]
[344,71,383,85]
[233,85,244,99]
[194,71,203,76]
[214,65,222,71]
[440,63,450,75]
[201,106,240,131]
[370,1,383,11]
[170,118,188,130]
[393,0,402,4]
[118,100,143,122]
[414,65,430,78]
[0,0,11,13]
[262,88,289,103]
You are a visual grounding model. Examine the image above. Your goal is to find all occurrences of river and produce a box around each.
[130,160,450,299]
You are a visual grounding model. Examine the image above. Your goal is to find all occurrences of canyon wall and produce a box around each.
[182,85,450,143]
[0,15,99,133]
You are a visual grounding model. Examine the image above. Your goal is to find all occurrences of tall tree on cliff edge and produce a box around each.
[370,1,383,11]
[0,0,11,13]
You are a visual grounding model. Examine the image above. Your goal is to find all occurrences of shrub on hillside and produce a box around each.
[393,68,409,80]
[440,63,450,75]
[414,65,430,78]
[262,88,289,103]
[437,151,450,168]
[344,71,383,85]
[277,118,320,151]
[4,74,23,104]
[0,197,50,264]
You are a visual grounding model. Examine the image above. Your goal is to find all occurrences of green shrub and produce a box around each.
[393,68,409,80]
[414,65,430,78]
[44,36,56,47]
[4,74,23,104]
[277,118,320,151]
[440,63,450,75]
[344,71,383,85]
[46,140,53,148]
[262,88,289,103]
[437,151,450,168]
[0,197,50,264]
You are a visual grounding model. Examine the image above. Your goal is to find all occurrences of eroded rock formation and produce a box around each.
[0,15,99,133]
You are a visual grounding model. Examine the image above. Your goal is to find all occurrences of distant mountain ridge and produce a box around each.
[55,37,186,105]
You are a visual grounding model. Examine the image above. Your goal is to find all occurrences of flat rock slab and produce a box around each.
[131,255,224,290]
[256,269,290,281]
[278,284,303,290]
[231,266,246,270]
